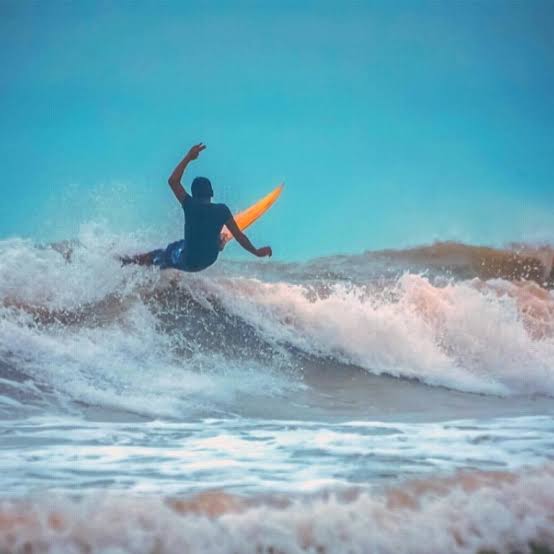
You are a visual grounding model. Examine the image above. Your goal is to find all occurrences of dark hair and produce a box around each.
[191,177,213,198]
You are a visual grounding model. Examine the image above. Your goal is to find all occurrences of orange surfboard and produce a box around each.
[220,184,284,246]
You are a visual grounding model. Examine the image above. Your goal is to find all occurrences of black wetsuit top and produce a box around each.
[181,193,232,271]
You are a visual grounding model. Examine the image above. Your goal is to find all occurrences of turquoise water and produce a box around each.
[1,2,554,259]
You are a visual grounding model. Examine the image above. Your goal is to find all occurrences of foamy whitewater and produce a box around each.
[1,226,554,553]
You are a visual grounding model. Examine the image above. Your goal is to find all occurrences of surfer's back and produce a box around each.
[182,194,231,270]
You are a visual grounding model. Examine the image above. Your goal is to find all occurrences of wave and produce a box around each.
[1,232,554,418]
[373,241,554,284]
[211,274,554,396]
[275,241,554,286]
[0,462,553,553]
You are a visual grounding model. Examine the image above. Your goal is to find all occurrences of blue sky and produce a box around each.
[1,1,553,260]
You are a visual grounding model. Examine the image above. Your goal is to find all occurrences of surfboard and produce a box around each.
[220,183,284,246]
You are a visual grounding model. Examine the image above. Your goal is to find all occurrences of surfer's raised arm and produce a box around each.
[225,217,272,258]
[167,143,206,203]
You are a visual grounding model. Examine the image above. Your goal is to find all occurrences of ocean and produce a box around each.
[1,230,553,553]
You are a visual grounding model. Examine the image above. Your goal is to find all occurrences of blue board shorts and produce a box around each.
[150,240,214,273]
[151,240,189,271]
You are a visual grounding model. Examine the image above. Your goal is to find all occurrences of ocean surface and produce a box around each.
[1,230,554,553]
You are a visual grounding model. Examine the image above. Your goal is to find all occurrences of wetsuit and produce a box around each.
[151,193,232,272]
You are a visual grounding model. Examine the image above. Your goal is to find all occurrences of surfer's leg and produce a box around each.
[119,250,162,267]
[121,241,187,270]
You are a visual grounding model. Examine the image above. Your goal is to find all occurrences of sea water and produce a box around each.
[0,229,553,553]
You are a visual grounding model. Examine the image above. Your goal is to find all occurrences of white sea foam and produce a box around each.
[3,414,551,495]
[0,462,553,554]
[210,274,554,396]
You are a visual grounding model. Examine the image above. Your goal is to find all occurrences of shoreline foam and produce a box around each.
[0,463,553,553]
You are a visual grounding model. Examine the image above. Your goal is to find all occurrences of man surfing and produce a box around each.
[122,143,272,272]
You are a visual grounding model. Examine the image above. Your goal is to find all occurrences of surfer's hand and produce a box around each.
[256,246,272,258]
[185,143,206,161]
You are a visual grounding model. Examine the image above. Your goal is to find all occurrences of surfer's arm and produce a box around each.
[167,143,206,203]
[225,217,272,258]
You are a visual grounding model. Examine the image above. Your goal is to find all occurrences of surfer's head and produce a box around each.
[191,177,213,199]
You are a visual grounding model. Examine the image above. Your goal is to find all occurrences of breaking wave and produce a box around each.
[1,462,553,554]
[1,230,554,418]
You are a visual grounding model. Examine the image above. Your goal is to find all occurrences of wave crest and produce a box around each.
[1,235,554,417]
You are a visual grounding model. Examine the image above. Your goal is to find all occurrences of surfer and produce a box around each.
[121,143,272,272]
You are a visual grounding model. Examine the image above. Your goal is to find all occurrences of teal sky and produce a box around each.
[1,1,553,261]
